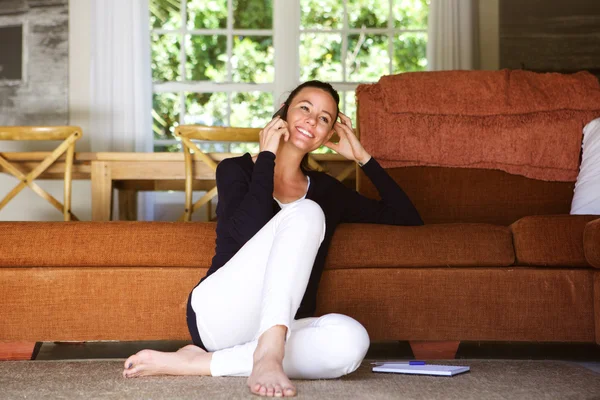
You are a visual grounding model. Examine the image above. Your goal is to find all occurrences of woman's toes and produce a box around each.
[274,384,283,397]
[251,383,261,394]
[259,385,267,396]
[267,384,276,396]
[123,356,136,370]
[284,387,296,397]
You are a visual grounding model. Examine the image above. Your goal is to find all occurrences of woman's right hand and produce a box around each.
[259,116,289,155]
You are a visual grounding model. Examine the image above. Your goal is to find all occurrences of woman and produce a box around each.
[123,80,423,397]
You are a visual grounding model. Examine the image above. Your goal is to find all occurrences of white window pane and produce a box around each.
[232,36,274,83]
[300,0,343,29]
[347,0,389,29]
[299,33,343,82]
[392,32,427,73]
[230,92,274,128]
[394,0,429,29]
[151,33,182,82]
[187,0,227,29]
[186,35,228,82]
[230,142,260,153]
[347,34,389,82]
[153,92,181,140]
[185,92,228,126]
[150,0,183,30]
[344,91,357,125]
[233,0,273,29]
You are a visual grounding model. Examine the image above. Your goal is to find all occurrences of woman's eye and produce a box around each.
[300,105,309,111]
[320,116,329,123]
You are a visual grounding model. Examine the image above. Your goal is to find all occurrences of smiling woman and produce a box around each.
[123,79,423,397]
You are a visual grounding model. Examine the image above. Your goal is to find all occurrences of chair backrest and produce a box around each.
[176,125,260,142]
[0,126,82,221]
[0,126,81,141]
[174,125,261,221]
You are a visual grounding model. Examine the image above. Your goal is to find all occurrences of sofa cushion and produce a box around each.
[358,166,574,226]
[0,222,217,268]
[584,218,600,268]
[510,215,598,267]
[325,223,514,269]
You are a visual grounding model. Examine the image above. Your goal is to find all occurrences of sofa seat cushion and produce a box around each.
[510,215,599,267]
[325,223,514,269]
[584,218,600,268]
[0,222,217,268]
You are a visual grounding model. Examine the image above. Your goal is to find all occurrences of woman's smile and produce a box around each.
[295,126,315,139]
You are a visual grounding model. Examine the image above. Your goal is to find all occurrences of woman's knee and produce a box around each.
[280,199,325,231]
[319,314,370,373]
[294,199,324,221]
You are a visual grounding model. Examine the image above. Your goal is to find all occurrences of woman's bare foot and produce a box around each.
[123,344,212,378]
[247,325,296,397]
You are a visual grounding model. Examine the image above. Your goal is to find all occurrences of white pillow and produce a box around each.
[571,118,600,214]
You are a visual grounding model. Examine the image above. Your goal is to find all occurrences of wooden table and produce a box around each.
[0,152,355,221]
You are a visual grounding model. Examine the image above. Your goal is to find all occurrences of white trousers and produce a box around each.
[190,199,370,379]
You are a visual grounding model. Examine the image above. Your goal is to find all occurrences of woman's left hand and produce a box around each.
[324,112,371,165]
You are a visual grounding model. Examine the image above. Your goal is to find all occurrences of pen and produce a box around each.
[409,361,426,365]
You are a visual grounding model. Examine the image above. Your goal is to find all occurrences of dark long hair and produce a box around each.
[273,80,340,172]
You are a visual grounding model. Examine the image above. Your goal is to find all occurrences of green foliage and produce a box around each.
[150,0,428,152]
[233,0,272,29]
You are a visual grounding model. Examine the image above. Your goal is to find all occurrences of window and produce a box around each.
[150,0,428,153]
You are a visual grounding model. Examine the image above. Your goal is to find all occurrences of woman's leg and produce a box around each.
[123,199,325,390]
[193,199,326,396]
[192,199,325,349]
[210,313,370,379]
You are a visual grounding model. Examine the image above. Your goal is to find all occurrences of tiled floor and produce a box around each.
[34,341,600,374]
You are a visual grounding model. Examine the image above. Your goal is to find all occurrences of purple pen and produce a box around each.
[409,361,426,365]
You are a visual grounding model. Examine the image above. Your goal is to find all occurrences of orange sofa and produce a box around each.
[0,215,599,360]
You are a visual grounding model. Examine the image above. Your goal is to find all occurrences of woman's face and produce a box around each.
[285,87,338,153]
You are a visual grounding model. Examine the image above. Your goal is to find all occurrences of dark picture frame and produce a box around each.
[0,25,23,81]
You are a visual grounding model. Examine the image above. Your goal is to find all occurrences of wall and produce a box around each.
[500,0,600,78]
[478,0,499,70]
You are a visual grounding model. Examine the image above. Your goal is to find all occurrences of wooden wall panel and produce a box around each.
[500,0,600,78]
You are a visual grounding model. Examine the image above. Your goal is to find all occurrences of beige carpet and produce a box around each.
[1,359,599,399]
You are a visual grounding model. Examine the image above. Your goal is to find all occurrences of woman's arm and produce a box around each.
[217,115,291,243]
[216,151,276,244]
[324,112,422,225]
[340,157,423,225]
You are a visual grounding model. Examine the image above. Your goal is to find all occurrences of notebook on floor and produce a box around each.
[372,362,470,377]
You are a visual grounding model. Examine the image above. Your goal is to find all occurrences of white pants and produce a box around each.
[190,199,370,379]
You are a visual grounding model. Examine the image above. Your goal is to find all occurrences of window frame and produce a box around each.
[151,0,427,149]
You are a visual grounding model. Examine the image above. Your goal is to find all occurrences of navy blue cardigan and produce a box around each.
[198,151,423,319]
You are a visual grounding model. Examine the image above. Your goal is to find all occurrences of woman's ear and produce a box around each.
[325,128,335,143]
[273,102,287,119]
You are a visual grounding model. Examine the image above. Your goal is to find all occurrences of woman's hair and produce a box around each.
[274,80,340,172]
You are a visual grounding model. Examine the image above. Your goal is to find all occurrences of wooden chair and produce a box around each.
[0,126,82,221]
[175,125,355,222]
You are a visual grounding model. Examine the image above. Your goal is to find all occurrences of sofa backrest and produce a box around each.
[355,70,600,224]
[358,166,574,226]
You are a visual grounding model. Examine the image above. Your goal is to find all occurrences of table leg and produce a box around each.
[91,161,113,221]
[118,189,138,221]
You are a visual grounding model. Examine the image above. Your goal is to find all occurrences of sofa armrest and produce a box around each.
[584,218,600,268]
[510,215,598,267]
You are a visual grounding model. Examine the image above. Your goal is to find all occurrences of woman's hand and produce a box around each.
[259,116,289,155]
[324,112,371,165]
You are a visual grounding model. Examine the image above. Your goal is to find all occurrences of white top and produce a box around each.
[274,176,311,209]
